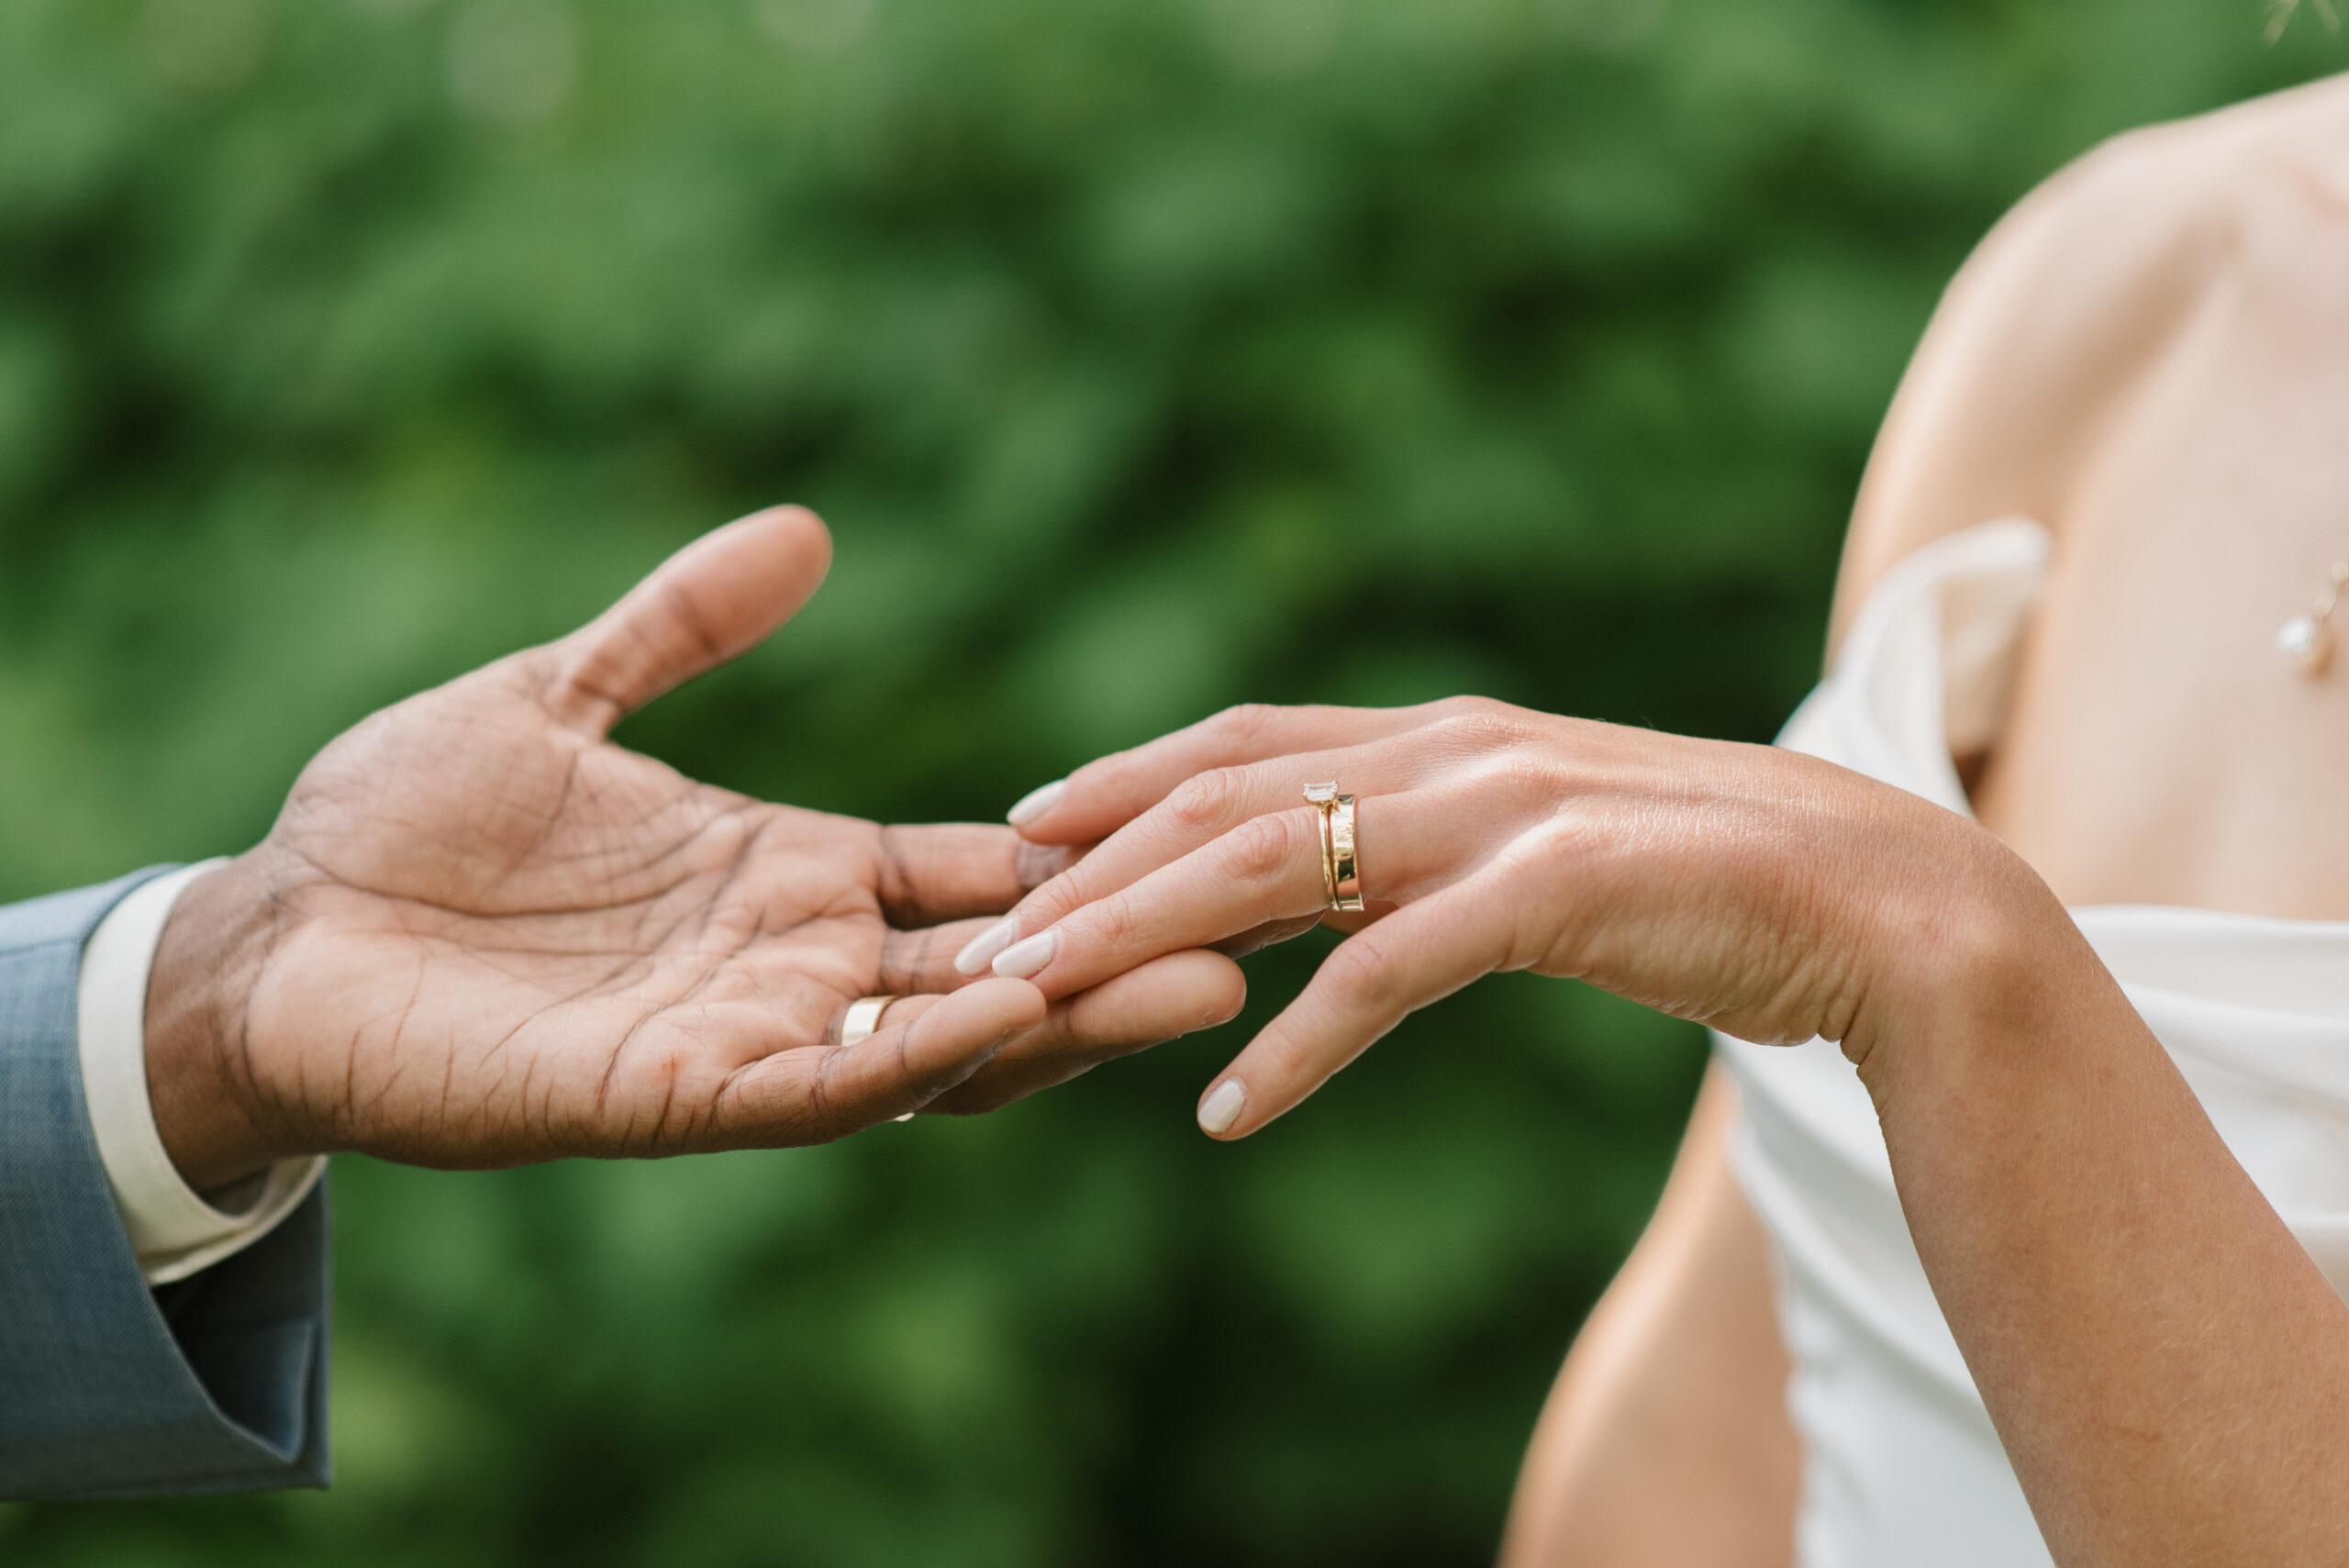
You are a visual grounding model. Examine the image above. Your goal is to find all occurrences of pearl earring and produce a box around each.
[2277,561,2348,677]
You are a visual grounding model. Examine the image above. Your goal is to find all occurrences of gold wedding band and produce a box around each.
[1303,782,1365,913]
[841,995,898,1048]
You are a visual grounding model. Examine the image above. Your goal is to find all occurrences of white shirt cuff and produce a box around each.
[77,860,327,1286]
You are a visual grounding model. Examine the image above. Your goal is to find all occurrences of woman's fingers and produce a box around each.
[921,949,1248,1114]
[997,744,1473,974]
[1196,884,1500,1139]
[1008,702,1438,844]
[1003,748,1388,942]
[547,506,833,737]
[992,807,1333,999]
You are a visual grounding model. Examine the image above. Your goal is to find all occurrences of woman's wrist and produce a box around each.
[1833,818,2088,1112]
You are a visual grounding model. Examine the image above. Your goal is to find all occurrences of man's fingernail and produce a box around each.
[1007,779,1067,827]
[992,928,1061,979]
[954,916,1020,977]
[1197,1079,1247,1135]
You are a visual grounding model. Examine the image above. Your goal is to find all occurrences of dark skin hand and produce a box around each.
[143,506,1244,1191]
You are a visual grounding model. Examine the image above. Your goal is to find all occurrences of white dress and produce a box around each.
[1713,519,2349,1567]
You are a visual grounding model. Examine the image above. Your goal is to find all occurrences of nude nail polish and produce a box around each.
[991,929,1061,979]
[954,916,1020,977]
[1197,1079,1246,1135]
[1007,779,1066,827]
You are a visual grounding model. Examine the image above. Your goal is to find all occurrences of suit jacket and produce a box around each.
[0,872,329,1498]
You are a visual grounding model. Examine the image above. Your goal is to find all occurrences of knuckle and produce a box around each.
[1319,933,1402,1010]
[1020,858,1101,926]
[1224,811,1306,884]
[1086,888,1152,952]
[1431,704,1527,754]
[1024,863,1085,925]
[1164,765,1248,834]
[1431,693,1501,720]
[1475,746,1567,805]
[1209,702,1288,751]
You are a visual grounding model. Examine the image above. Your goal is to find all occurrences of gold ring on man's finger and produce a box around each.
[840,994,899,1047]
[1303,782,1365,913]
[841,995,918,1121]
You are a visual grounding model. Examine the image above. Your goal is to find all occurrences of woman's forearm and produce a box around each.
[1854,873,2349,1565]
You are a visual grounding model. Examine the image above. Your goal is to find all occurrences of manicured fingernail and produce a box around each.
[1197,1079,1246,1135]
[992,928,1061,979]
[1007,779,1066,827]
[954,916,1019,977]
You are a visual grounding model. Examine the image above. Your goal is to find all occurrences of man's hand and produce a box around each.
[143,507,1244,1189]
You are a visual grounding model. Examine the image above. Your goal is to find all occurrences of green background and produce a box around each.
[0,0,2336,1561]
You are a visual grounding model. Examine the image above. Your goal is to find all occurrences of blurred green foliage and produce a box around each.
[0,0,2337,1561]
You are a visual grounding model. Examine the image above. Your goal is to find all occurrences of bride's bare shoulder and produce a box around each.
[1826,79,2347,648]
[1964,74,2349,350]
[2169,70,2349,182]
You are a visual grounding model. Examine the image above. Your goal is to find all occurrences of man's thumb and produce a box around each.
[545,505,832,736]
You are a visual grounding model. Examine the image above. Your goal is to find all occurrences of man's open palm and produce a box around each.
[150,509,1242,1187]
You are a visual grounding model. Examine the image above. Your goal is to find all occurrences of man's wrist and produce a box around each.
[146,851,295,1192]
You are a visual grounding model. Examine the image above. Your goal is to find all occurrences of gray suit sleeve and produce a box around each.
[0,872,331,1498]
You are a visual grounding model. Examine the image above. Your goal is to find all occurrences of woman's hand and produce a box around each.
[981,699,2056,1138]
[999,696,2349,1568]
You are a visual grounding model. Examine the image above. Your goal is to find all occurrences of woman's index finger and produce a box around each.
[1010,702,1431,845]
